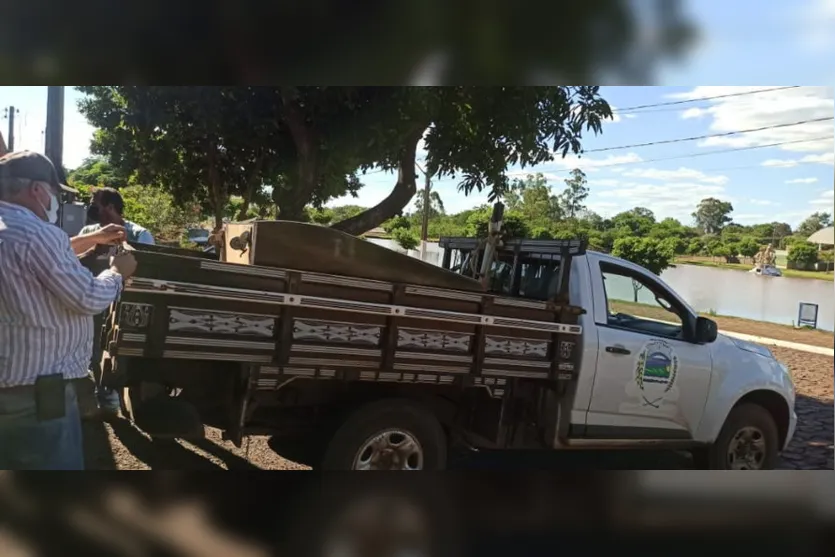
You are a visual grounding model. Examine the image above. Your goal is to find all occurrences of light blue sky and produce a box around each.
[1,0,833,228]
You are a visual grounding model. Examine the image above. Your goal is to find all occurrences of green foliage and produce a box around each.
[391,227,420,251]
[796,212,833,238]
[463,206,530,239]
[611,237,675,276]
[67,156,131,190]
[383,215,411,233]
[686,238,704,256]
[787,242,820,268]
[612,207,656,236]
[120,184,202,243]
[738,237,760,260]
[661,237,687,255]
[77,86,613,233]
[556,169,589,219]
[692,197,733,234]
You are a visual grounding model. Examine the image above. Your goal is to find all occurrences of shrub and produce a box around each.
[787,242,819,269]
[392,227,420,251]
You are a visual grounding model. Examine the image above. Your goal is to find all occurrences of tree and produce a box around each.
[692,198,733,234]
[557,169,589,219]
[686,238,704,256]
[611,237,675,301]
[79,86,614,235]
[463,206,530,239]
[67,156,131,189]
[796,212,833,239]
[120,184,202,244]
[413,187,445,220]
[738,237,760,262]
[504,172,561,228]
[612,207,656,236]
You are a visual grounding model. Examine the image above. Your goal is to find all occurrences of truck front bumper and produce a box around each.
[783,409,798,452]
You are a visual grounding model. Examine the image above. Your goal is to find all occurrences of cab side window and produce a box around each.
[600,264,686,340]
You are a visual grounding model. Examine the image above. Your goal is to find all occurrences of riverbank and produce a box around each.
[610,299,834,349]
[674,256,833,281]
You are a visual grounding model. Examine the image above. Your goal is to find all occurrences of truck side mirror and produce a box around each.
[695,317,718,343]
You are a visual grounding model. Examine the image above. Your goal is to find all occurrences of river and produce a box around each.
[368,239,835,332]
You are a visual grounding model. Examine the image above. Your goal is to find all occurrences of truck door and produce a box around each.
[583,259,713,441]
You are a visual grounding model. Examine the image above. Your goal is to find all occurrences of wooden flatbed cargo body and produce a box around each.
[102,221,587,468]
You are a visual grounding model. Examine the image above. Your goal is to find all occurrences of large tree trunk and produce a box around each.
[276,89,317,221]
[236,155,265,221]
[330,126,425,236]
[207,141,226,231]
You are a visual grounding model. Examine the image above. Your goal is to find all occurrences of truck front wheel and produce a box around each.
[321,399,447,470]
[694,403,779,470]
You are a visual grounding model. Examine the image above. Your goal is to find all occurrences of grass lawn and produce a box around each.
[674,256,833,281]
[609,299,834,349]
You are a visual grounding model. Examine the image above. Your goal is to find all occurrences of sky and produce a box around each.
[0,0,833,229]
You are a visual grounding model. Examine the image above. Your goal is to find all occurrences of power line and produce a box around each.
[583,117,833,153]
[615,86,801,113]
[544,136,833,173]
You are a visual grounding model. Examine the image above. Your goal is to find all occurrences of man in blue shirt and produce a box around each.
[79,187,155,245]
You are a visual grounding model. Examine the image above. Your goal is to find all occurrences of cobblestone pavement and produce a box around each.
[771,347,834,470]
[83,346,833,470]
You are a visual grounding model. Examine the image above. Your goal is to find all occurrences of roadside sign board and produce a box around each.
[797,302,819,329]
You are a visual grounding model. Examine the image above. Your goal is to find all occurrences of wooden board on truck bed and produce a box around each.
[221,220,484,292]
[108,249,585,395]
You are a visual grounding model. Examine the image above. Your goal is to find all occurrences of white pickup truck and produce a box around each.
[437,236,797,470]
[105,225,796,470]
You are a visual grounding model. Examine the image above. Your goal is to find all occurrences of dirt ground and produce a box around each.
[82,346,833,471]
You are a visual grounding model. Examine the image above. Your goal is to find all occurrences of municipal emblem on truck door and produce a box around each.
[633,339,679,408]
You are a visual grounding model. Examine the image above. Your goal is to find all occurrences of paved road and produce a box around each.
[83,347,833,470]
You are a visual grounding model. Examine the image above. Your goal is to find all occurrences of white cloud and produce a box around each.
[609,107,638,123]
[588,182,731,223]
[669,86,834,155]
[810,189,834,206]
[762,152,835,168]
[546,152,643,173]
[786,177,820,184]
[621,166,728,185]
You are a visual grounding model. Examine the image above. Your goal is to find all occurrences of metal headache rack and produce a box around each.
[438,236,589,304]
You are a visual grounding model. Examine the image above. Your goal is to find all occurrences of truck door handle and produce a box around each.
[605,345,631,355]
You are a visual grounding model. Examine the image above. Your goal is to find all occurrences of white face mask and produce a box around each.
[35,185,60,224]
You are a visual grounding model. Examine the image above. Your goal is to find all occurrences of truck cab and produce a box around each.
[440,237,798,469]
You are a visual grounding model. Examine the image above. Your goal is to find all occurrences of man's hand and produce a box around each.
[110,252,138,278]
[95,224,126,245]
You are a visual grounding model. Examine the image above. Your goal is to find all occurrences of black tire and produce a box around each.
[321,398,447,470]
[697,403,779,470]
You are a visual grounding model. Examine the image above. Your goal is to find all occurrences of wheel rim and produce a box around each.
[726,426,767,470]
[353,429,424,470]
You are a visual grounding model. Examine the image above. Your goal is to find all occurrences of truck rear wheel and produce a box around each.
[694,403,779,470]
[321,399,447,470]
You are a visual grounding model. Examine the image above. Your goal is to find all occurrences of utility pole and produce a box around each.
[415,162,432,260]
[44,86,65,182]
[4,106,17,151]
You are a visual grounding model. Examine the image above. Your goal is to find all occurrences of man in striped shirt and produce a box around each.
[0,151,137,470]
